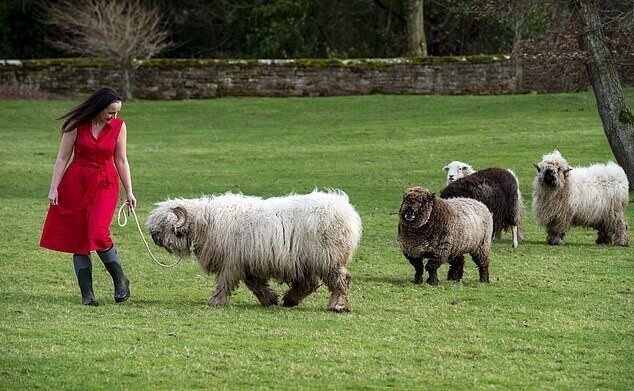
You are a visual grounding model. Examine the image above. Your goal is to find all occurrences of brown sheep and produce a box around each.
[397,186,493,285]
[440,167,524,248]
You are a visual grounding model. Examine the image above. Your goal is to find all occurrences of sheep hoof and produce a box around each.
[596,233,611,245]
[328,306,349,313]
[426,277,439,285]
[412,276,424,284]
[282,297,299,307]
[547,237,565,245]
[261,296,279,307]
[208,295,229,306]
[447,268,463,281]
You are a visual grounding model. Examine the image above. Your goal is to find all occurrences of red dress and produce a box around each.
[40,119,123,254]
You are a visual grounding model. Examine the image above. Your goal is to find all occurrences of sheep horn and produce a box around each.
[172,206,188,229]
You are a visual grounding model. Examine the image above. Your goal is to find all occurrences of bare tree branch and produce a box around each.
[42,0,172,99]
[45,0,171,63]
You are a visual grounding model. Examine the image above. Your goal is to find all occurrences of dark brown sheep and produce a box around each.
[397,186,493,285]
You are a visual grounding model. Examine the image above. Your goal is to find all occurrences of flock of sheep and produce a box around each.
[399,150,629,288]
[146,150,630,312]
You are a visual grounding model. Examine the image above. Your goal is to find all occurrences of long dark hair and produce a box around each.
[58,87,123,133]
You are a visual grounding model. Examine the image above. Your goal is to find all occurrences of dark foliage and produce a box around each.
[0,0,63,58]
[1,0,522,59]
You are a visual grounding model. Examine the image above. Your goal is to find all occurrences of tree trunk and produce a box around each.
[406,0,427,56]
[575,0,634,190]
[122,65,134,101]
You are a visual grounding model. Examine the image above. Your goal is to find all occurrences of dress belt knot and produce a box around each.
[78,158,112,210]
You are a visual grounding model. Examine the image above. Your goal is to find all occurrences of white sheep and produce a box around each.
[443,161,476,185]
[147,189,362,312]
[397,186,493,285]
[532,150,629,246]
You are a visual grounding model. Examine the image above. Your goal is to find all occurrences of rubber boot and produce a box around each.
[77,269,99,306]
[73,254,98,306]
[97,246,130,303]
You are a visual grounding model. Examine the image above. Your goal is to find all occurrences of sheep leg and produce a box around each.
[596,227,611,245]
[511,226,519,248]
[208,272,239,306]
[244,274,279,307]
[517,223,525,241]
[425,260,441,285]
[547,227,566,245]
[323,267,351,313]
[606,216,629,246]
[471,252,490,283]
[282,274,320,308]
[406,256,425,284]
[613,219,629,246]
[493,225,503,241]
[447,255,465,281]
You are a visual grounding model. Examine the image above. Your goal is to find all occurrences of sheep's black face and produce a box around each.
[535,161,570,189]
[400,186,435,228]
[543,169,558,186]
[150,230,163,246]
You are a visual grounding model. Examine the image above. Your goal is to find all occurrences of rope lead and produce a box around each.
[117,203,184,268]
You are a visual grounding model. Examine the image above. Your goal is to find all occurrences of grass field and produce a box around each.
[0,91,632,390]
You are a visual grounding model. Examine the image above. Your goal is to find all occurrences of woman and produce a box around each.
[40,87,135,306]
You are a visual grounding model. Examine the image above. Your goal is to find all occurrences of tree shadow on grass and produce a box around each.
[3,289,214,310]
[353,274,413,287]
[512,239,628,249]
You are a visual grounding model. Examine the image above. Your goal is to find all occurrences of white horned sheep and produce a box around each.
[147,189,362,312]
[440,165,525,248]
[397,186,493,285]
[532,150,629,246]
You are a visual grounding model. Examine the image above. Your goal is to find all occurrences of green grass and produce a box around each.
[0,91,632,390]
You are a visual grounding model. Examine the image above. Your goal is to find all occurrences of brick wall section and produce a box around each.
[0,56,631,99]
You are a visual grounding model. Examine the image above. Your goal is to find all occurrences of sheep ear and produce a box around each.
[563,168,572,176]
[533,163,541,172]
[443,165,449,171]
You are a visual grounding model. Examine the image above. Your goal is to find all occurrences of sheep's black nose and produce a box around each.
[404,208,417,222]
[544,170,556,185]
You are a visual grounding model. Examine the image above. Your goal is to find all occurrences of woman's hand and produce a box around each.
[48,188,59,205]
[126,192,137,209]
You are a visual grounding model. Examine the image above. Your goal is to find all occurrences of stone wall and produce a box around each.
[0,56,631,99]
[0,56,516,99]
